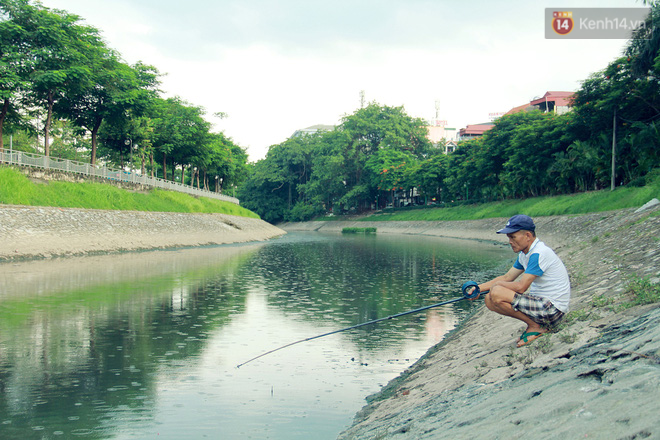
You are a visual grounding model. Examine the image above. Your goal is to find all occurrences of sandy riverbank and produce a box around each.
[281,206,660,439]
[0,205,286,261]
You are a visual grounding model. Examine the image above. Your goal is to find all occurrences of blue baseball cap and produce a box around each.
[497,214,536,234]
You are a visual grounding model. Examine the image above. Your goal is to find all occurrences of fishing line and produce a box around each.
[236,282,487,368]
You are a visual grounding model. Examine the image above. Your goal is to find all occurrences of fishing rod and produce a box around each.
[236,281,486,368]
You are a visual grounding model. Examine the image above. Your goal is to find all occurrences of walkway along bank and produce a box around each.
[1,150,239,204]
[280,206,660,439]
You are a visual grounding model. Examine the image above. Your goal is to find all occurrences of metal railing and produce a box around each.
[0,150,240,205]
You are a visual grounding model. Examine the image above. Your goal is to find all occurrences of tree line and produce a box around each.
[0,0,248,192]
[2,0,658,214]
[238,5,660,223]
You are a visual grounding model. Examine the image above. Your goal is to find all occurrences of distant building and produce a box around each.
[426,120,458,154]
[458,123,495,140]
[505,91,574,116]
[444,140,458,154]
[529,91,573,114]
[456,91,575,143]
[504,102,533,116]
[291,124,335,138]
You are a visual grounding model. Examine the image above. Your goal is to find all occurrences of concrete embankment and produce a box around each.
[281,207,660,439]
[278,213,628,248]
[0,204,285,261]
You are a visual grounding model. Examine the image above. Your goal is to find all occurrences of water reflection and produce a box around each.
[0,233,508,439]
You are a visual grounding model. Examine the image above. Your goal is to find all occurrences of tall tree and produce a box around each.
[0,7,31,152]
[298,130,351,214]
[57,55,160,164]
[364,147,415,208]
[150,97,210,181]
[412,151,449,204]
[237,159,289,223]
[205,133,248,193]
[337,103,432,210]
[572,55,660,187]
[9,2,104,156]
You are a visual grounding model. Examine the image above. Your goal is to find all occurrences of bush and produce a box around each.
[342,227,377,234]
[286,201,325,222]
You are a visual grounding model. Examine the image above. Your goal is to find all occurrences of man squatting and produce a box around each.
[468,214,571,347]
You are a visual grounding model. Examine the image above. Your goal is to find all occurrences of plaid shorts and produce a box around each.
[512,293,565,329]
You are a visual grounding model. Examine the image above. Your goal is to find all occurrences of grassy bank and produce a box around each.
[357,176,660,222]
[0,166,260,218]
[3,164,659,222]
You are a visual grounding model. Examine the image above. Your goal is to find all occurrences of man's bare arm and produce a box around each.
[491,272,537,294]
[477,267,525,293]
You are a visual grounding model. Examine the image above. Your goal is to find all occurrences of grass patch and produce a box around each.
[591,294,615,308]
[360,175,660,222]
[561,309,597,325]
[619,275,660,309]
[555,276,660,331]
[342,227,377,234]
[0,166,259,218]
[557,331,579,344]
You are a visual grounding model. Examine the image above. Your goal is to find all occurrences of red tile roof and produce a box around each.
[459,123,495,136]
[460,91,574,139]
[529,91,574,107]
[505,91,574,116]
[505,103,532,115]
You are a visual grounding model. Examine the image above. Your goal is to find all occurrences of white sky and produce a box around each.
[38,0,640,161]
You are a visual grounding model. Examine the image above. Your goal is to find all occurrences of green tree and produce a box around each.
[149,97,210,181]
[0,6,31,152]
[236,160,289,223]
[499,112,573,197]
[57,55,160,164]
[413,151,449,204]
[549,139,600,193]
[364,147,415,208]
[265,135,315,210]
[444,139,481,202]
[572,56,660,187]
[238,103,435,220]
[206,134,249,193]
[337,103,432,210]
[298,130,351,214]
[9,1,104,156]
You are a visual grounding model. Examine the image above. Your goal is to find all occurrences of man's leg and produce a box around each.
[485,285,546,345]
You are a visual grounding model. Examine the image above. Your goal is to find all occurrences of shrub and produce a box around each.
[342,227,377,234]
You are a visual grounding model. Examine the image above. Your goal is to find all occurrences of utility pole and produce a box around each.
[360,90,366,108]
[611,108,616,191]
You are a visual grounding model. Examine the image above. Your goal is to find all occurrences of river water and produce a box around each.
[0,232,508,439]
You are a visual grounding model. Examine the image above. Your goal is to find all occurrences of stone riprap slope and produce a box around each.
[0,204,285,261]
[282,206,660,440]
